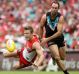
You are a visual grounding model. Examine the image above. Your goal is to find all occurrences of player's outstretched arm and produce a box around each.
[3,50,18,57]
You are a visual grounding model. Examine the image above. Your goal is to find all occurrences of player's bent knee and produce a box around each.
[61,56,65,60]
[54,56,61,61]
[60,54,65,60]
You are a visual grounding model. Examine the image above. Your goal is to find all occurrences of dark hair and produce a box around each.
[52,0,60,8]
[24,26,33,33]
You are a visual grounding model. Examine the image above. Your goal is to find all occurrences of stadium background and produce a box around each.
[0,0,79,73]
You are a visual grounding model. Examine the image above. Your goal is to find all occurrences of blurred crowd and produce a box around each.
[0,0,79,51]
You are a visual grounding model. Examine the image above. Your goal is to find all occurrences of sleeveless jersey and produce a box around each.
[45,12,64,38]
[18,35,39,65]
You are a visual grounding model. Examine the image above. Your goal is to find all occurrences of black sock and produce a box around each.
[63,70,69,74]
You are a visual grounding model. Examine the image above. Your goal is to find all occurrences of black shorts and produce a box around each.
[47,36,65,48]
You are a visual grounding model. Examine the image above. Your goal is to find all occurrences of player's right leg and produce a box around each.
[3,50,18,57]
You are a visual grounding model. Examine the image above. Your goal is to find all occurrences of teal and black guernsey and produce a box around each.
[45,12,64,40]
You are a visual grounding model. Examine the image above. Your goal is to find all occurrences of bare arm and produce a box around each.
[39,14,46,39]
[33,42,44,66]
[4,50,18,57]
[46,16,64,42]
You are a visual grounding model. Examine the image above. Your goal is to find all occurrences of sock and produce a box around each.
[63,70,69,74]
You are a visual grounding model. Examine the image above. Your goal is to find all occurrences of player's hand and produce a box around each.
[32,64,43,71]
[31,63,38,70]
[3,50,11,57]
[32,63,38,68]
[40,38,48,46]
[32,65,38,71]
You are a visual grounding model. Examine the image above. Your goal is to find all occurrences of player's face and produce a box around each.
[24,30,32,40]
[51,3,59,15]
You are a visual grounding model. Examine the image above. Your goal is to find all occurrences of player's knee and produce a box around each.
[54,56,61,61]
[60,54,65,60]
[61,56,65,60]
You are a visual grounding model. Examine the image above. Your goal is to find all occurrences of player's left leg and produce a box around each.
[59,46,66,60]
[59,46,69,74]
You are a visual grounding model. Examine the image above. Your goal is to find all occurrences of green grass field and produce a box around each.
[0,71,78,74]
